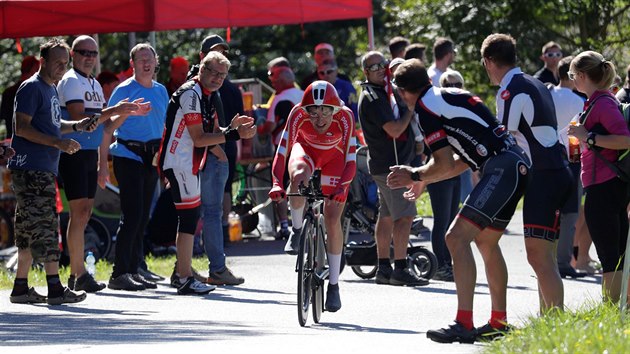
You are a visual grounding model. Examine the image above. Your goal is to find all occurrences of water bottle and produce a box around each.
[85,251,96,276]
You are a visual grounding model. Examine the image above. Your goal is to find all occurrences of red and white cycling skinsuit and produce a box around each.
[271,104,357,201]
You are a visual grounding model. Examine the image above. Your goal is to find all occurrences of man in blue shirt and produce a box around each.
[9,38,96,305]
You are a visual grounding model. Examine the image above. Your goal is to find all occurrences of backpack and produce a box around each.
[579,95,630,182]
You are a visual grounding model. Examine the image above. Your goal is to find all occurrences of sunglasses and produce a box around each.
[365,61,387,72]
[568,71,577,80]
[74,49,99,58]
[204,65,228,79]
[318,69,336,76]
[544,52,563,58]
[443,82,463,88]
[306,105,334,117]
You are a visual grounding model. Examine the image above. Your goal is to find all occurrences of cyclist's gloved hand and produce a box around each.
[269,185,286,201]
[330,187,347,203]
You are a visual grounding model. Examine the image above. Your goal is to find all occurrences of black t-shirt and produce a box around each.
[533,67,559,86]
[616,87,630,104]
[357,82,415,175]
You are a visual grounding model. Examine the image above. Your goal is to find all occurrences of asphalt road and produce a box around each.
[0,212,603,354]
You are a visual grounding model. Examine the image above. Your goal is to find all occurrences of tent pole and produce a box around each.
[128,32,136,54]
[367,16,374,50]
[93,34,101,75]
[149,31,156,49]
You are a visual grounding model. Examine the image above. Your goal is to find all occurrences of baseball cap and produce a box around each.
[201,34,229,53]
[314,43,334,54]
[389,57,405,70]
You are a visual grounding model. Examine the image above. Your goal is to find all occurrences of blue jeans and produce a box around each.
[200,154,229,273]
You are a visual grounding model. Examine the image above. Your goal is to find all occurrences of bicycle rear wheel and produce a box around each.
[312,215,326,323]
[297,215,315,327]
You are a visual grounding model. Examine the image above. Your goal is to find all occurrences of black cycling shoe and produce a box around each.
[426,321,476,344]
[475,323,513,341]
[324,283,341,312]
[375,266,392,285]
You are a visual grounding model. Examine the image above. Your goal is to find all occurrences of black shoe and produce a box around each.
[68,275,75,290]
[108,273,146,291]
[276,228,290,240]
[390,268,429,286]
[10,287,47,304]
[170,268,182,288]
[325,283,341,312]
[375,266,392,285]
[433,265,455,282]
[475,323,513,341]
[284,228,301,255]
[559,265,587,279]
[47,287,87,305]
[138,267,165,281]
[74,273,106,293]
[427,321,476,344]
[132,273,158,289]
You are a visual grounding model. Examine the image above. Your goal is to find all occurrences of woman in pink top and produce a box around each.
[568,51,630,304]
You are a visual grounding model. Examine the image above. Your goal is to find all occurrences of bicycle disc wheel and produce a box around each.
[297,215,314,327]
[312,217,326,323]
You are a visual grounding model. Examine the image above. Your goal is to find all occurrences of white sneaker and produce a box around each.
[177,277,216,295]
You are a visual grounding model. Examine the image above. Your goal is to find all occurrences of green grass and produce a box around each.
[0,254,210,289]
[483,302,630,354]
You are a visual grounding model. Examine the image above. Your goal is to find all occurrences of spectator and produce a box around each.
[616,64,630,104]
[481,33,572,312]
[57,35,149,293]
[388,58,530,343]
[388,36,410,60]
[269,80,357,312]
[105,43,168,291]
[427,37,456,86]
[568,51,630,304]
[179,33,246,286]
[533,41,563,85]
[96,71,120,103]
[300,43,351,90]
[260,65,303,245]
[166,56,190,96]
[1,55,39,138]
[404,43,427,62]
[548,56,588,279]
[159,51,255,295]
[8,38,96,305]
[317,58,358,118]
[358,51,428,287]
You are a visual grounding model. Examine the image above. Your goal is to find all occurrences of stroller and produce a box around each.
[342,145,438,280]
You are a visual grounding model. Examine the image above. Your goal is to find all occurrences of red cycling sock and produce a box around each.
[456,309,474,330]
[489,310,507,328]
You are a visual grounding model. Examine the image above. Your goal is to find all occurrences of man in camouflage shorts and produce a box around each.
[8,38,97,305]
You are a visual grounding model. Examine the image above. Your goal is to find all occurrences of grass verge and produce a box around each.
[483,301,630,353]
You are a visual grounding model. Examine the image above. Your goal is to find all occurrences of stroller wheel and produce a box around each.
[408,249,438,280]
[351,265,377,279]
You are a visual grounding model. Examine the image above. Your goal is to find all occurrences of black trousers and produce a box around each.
[111,157,158,277]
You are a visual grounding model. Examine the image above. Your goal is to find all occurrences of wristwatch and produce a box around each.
[411,171,422,181]
[586,132,597,148]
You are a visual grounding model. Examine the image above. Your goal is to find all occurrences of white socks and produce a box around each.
[290,203,305,230]
[327,253,342,285]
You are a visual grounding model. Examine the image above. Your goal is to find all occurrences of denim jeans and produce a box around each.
[200,154,229,272]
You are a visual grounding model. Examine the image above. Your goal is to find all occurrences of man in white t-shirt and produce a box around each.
[427,37,456,87]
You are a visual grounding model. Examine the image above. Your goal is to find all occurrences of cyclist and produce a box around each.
[269,81,357,312]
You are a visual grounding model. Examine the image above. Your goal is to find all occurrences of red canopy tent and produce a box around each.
[0,0,373,38]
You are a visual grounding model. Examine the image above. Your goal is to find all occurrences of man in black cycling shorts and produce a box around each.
[387,59,531,343]
[481,34,572,313]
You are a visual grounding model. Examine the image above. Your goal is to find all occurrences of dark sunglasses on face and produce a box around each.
[443,82,463,88]
[74,49,99,58]
[544,52,563,58]
[318,69,336,76]
[365,61,387,72]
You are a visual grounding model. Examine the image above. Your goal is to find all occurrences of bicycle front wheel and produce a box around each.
[297,214,315,327]
[312,215,326,323]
